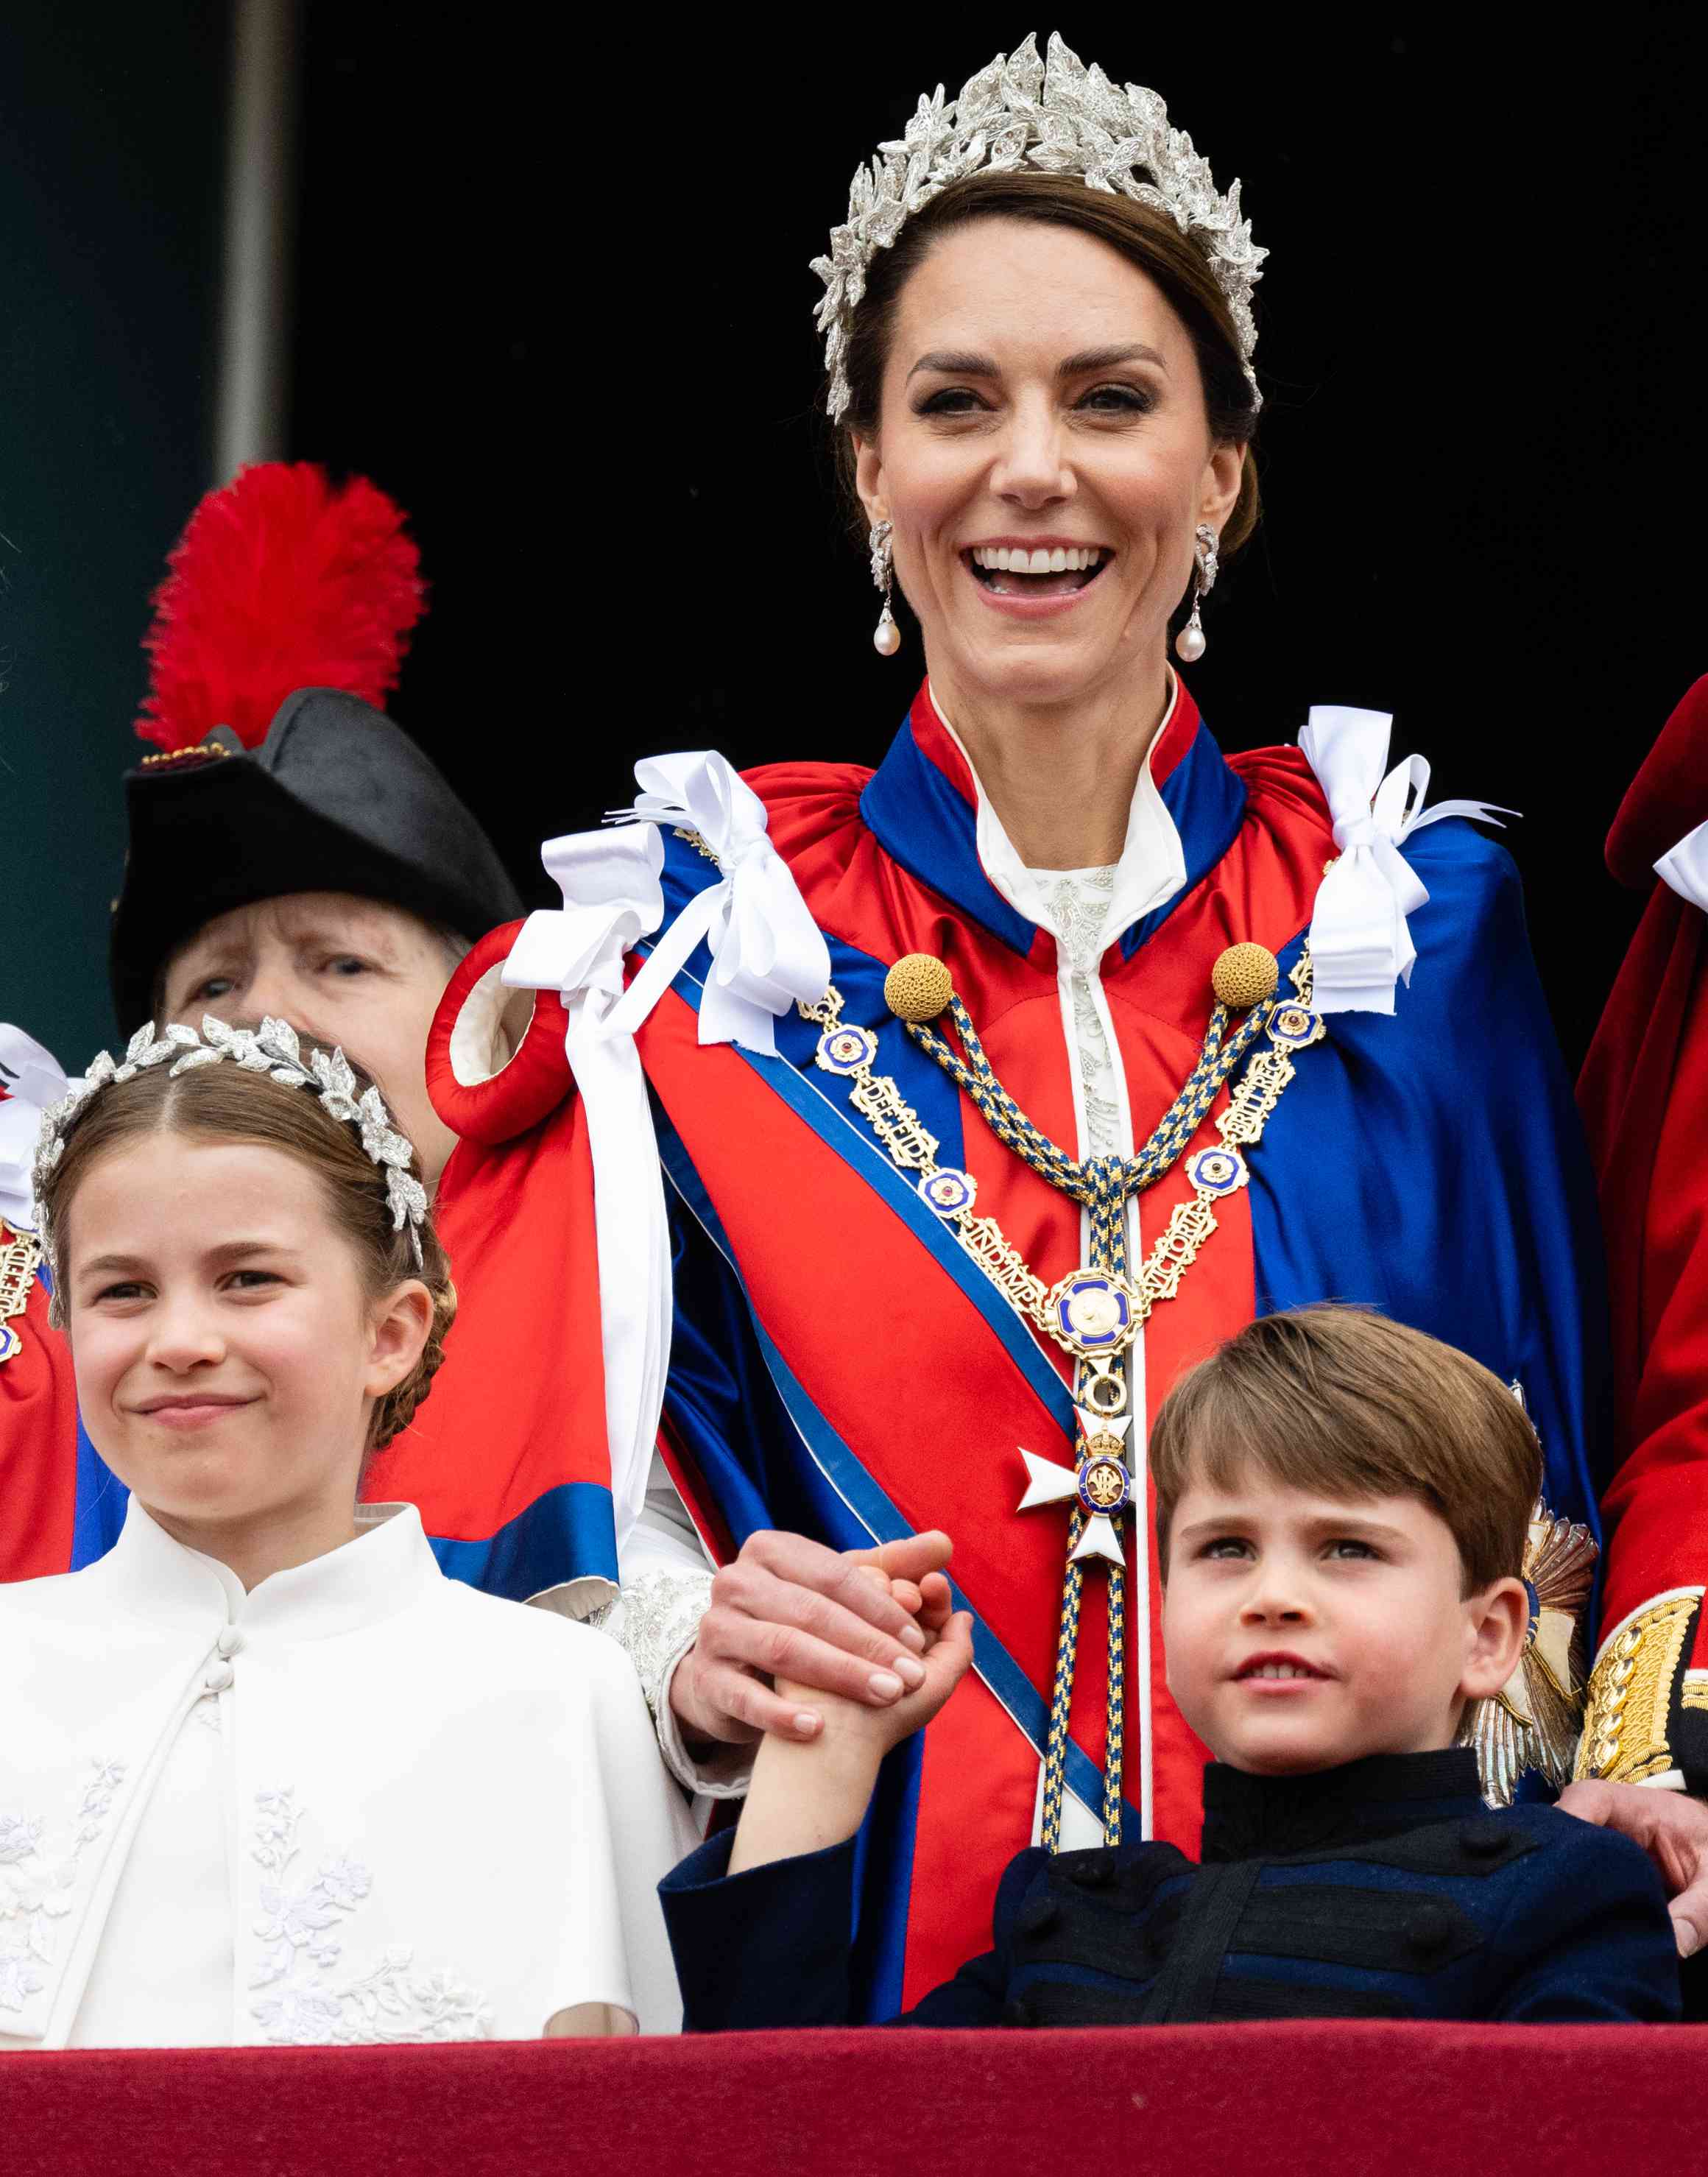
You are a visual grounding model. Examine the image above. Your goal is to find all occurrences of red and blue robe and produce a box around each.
[436,678,1610,2014]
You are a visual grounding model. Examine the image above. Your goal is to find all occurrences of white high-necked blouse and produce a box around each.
[0,1499,694,2049]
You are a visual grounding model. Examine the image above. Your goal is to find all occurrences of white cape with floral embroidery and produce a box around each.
[0,1500,695,2048]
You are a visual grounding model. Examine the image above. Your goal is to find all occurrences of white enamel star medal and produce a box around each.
[1017,1407,1136,1566]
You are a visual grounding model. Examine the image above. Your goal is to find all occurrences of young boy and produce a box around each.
[660,1308,1681,2026]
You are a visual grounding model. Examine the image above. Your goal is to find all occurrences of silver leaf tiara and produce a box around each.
[32,1017,428,1271]
[812,30,1266,424]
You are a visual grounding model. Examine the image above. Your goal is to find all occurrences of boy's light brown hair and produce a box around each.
[1149,1307,1541,1592]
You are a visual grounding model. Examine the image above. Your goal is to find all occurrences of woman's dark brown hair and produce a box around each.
[834,168,1261,556]
[40,1045,456,1450]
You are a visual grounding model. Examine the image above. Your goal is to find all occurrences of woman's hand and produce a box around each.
[1557,1779,1708,1955]
[669,1528,956,1748]
[777,1567,973,1760]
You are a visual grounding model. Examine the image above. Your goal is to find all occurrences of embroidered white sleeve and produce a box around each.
[593,1568,753,1799]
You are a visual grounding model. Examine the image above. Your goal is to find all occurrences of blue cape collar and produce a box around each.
[858,680,1247,962]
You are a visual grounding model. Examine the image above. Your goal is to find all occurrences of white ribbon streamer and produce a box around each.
[0,1024,70,1233]
[501,750,830,1550]
[501,828,671,1551]
[1655,816,1708,917]
[1298,705,1514,1016]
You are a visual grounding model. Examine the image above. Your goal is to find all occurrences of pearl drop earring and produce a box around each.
[1174,523,1220,663]
[869,518,900,657]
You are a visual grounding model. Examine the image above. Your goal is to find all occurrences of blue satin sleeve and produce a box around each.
[1250,820,1609,1626]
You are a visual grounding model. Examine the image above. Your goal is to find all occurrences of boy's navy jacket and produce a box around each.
[660,1749,1681,2029]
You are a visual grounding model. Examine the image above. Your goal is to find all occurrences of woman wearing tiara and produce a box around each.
[429,33,1634,2014]
[0,1021,691,2048]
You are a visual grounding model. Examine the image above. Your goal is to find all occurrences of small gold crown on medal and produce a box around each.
[813,30,1267,423]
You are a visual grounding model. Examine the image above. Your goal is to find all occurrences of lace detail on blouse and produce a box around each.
[0,1760,125,2015]
[1034,866,1122,1160]
[247,1786,494,2044]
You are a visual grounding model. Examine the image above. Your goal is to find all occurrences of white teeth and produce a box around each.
[1249,1662,1316,1679]
[970,546,1105,574]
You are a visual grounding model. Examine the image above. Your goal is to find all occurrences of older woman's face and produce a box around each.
[855,217,1244,715]
[160,893,460,1189]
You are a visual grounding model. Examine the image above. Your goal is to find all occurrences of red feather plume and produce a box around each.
[134,462,426,752]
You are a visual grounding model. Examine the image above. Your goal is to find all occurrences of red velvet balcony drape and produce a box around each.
[2,2021,1697,2177]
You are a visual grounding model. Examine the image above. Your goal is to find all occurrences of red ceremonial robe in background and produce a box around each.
[1578,674,1708,1793]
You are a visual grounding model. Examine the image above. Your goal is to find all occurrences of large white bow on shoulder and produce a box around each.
[604,750,832,1052]
[500,750,830,1550]
[1298,705,1514,1016]
[0,1024,70,1234]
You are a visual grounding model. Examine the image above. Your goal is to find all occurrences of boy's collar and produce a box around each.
[1199,1747,1484,1863]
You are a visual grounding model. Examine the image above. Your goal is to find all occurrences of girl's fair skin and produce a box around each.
[727,1481,1527,1877]
[63,1132,431,1590]
[674,214,1242,1750]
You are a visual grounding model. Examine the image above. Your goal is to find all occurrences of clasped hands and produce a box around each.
[669,1528,971,1755]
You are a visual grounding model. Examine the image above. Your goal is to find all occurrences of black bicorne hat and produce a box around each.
[108,463,524,1031]
[110,690,524,1031]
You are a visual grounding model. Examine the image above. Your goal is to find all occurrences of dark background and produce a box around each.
[5,10,1706,1065]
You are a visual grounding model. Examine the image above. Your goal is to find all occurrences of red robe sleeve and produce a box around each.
[393,924,620,1608]
[1577,675,1708,1790]
[0,1227,81,1582]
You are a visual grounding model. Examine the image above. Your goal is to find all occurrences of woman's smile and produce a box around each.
[962,536,1114,614]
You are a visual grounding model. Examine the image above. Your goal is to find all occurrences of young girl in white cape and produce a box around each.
[0,1020,694,2049]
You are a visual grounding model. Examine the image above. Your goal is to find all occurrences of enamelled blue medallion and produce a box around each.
[1267,1001,1321,1049]
[815,1024,878,1076]
[1050,1269,1134,1355]
[1076,1442,1133,1518]
[0,1324,18,1364]
[1185,1145,1249,1196]
[918,1168,977,1216]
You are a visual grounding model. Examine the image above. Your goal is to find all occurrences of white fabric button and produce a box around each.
[202,1661,235,1693]
[216,1627,244,1657]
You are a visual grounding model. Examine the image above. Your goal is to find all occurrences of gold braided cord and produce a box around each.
[802,952,1323,1846]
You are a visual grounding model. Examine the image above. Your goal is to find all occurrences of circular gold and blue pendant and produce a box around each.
[1046,1269,1138,1358]
[1267,1001,1322,1050]
[917,1168,977,1216]
[814,1024,878,1076]
[1185,1145,1248,1196]
[0,1323,20,1366]
[1076,1446,1132,1517]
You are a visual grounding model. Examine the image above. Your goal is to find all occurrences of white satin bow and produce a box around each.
[605,751,831,1053]
[1298,706,1514,1016]
[0,1024,70,1232]
[500,751,829,1548]
[1655,817,1708,917]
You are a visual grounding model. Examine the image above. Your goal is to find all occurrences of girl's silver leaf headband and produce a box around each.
[32,1017,428,1271]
